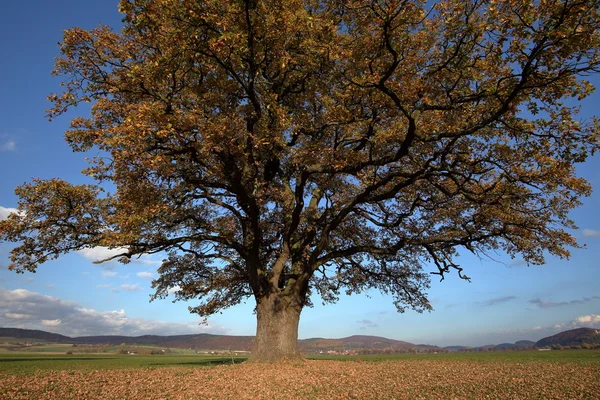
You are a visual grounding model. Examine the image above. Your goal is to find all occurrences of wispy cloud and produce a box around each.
[100,271,130,280]
[356,319,379,329]
[447,295,517,309]
[508,259,528,268]
[0,140,16,152]
[96,284,112,289]
[137,272,154,279]
[0,286,228,337]
[582,229,600,237]
[529,296,600,309]
[121,284,143,292]
[5,313,30,319]
[481,295,517,307]
[133,257,162,266]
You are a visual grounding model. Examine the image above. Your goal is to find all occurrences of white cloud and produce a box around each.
[137,271,154,279]
[0,140,16,152]
[77,308,128,328]
[121,284,142,292]
[167,285,181,295]
[0,286,228,337]
[101,271,117,277]
[574,314,600,325]
[0,206,19,221]
[76,247,162,271]
[582,229,600,237]
[8,289,36,301]
[544,314,600,332]
[41,319,62,327]
[77,247,128,263]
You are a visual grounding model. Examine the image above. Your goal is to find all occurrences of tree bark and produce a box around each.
[249,293,302,362]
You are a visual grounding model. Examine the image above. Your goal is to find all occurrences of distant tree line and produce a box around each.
[549,343,600,350]
[356,348,448,355]
[452,343,600,352]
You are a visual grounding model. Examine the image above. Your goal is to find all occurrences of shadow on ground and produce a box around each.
[150,357,247,367]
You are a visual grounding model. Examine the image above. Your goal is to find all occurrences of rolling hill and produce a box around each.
[300,335,440,353]
[0,328,440,353]
[0,327,72,342]
[536,328,600,348]
[494,340,536,350]
[5,327,598,352]
[444,340,536,352]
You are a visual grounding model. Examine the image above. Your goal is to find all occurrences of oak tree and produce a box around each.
[1,0,600,362]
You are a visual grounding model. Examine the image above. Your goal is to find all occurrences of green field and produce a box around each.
[0,353,248,374]
[312,348,600,364]
[1,349,599,374]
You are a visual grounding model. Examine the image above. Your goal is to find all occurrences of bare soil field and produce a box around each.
[1,359,599,399]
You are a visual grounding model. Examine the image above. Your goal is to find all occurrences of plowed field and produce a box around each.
[1,359,599,399]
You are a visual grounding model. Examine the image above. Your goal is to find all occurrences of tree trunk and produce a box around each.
[249,293,302,362]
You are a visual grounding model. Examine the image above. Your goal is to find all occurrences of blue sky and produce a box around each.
[0,1,599,347]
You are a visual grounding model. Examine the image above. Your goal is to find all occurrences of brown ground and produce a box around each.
[1,359,599,399]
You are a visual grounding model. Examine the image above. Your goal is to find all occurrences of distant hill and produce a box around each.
[0,328,253,350]
[536,328,600,348]
[515,340,536,347]
[444,328,600,352]
[0,328,441,353]
[9,327,598,352]
[495,340,536,350]
[446,340,536,352]
[0,328,72,342]
[63,333,256,351]
[301,335,440,353]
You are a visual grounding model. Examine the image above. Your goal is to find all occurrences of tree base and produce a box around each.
[250,294,302,363]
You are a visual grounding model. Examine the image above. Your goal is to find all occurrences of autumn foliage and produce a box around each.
[1,0,600,361]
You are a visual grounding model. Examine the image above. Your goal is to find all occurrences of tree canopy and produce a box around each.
[1,0,599,361]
